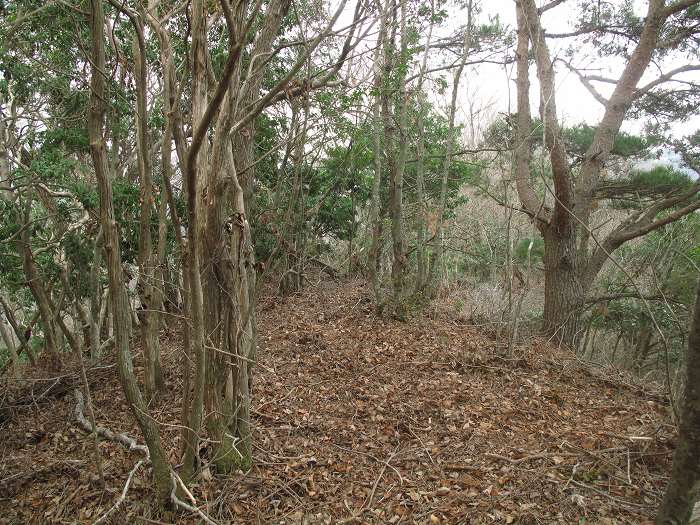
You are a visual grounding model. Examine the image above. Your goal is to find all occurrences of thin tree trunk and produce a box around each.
[657,276,700,524]
[428,0,473,290]
[145,6,195,459]
[133,22,163,398]
[88,0,171,505]
[20,210,60,364]
[368,0,387,310]
[180,0,209,482]
[89,230,103,360]
[413,0,435,294]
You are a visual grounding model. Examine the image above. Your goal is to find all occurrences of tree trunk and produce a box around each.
[88,0,171,506]
[132,22,163,399]
[0,315,19,376]
[382,0,408,318]
[633,323,653,372]
[427,0,472,291]
[89,231,103,360]
[541,228,585,348]
[280,101,309,296]
[656,276,700,524]
[145,6,195,459]
[412,0,435,294]
[179,0,210,482]
[368,0,387,311]
[20,216,60,364]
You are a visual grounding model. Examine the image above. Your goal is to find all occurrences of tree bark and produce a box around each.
[368,0,388,310]
[413,0,435,294]
[20,211,60,364]
[179,0,210,482]
[541,228,585,347]
[88,0,171,506]
[0,314,19,376]
[381,0,408,318]
[144,4,195,459]
[132,19,163,398]
[657,276,700,524]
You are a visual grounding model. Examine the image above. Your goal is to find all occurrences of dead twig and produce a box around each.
[93,459,145,525]
[170,471,218,525]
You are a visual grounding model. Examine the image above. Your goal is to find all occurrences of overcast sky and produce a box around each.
[459,1,700,140]
[332,0,700,168]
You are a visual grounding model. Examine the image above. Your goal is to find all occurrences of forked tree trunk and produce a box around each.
[657,277,700,524]
[514,0,700,352]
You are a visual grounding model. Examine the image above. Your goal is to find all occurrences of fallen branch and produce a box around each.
[93,459,145,525]
[74,390,218,524]
[485,451,577,465]
[567,479,651,510]
[170,471,218,525]
[74,390,148,455]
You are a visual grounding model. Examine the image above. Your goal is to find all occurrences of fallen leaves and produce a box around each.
[0,276,675,524]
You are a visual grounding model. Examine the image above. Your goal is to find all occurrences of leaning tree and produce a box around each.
[514,0,700,346]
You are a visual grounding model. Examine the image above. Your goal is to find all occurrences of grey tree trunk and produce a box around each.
[368,0,388,310]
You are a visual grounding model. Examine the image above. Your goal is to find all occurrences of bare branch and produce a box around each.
[635,64,700,98]
[560,60,609,106]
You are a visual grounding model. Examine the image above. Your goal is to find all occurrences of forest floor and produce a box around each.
[0,276,677,524]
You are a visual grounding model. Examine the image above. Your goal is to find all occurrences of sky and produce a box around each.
[331,0,700,170]
[458,1,700,140]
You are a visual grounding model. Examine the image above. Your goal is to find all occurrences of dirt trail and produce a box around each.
[0,278,674,524]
